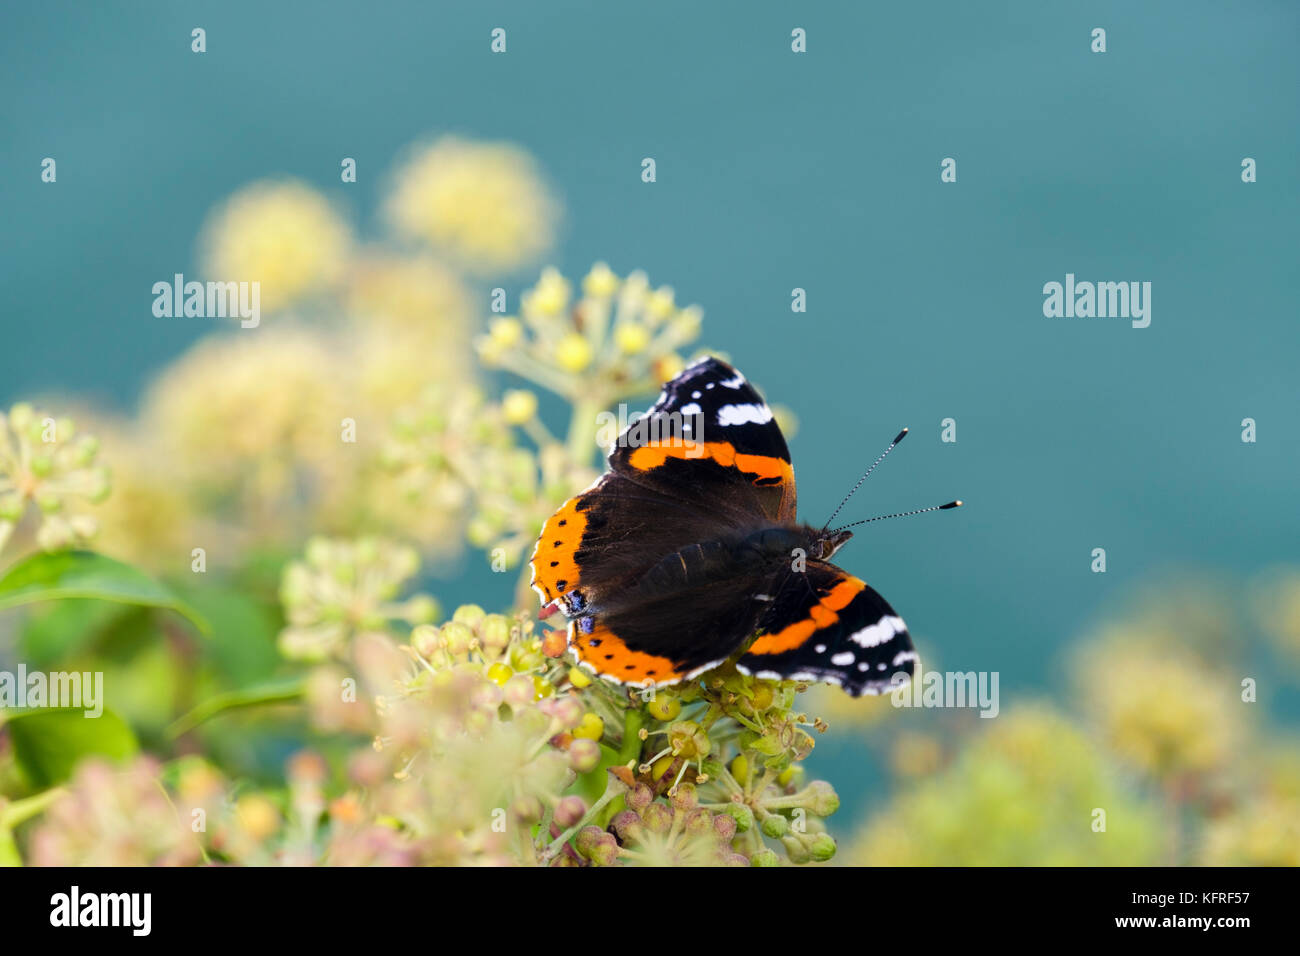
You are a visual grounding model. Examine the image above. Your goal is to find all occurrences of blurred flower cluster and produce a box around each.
[27,757,199,867]
[385,137,557,274]
[24,581,846,866]
[843,585,1300,866]
[69,136,559,572]
[276,580,847,866]
[478,265,698,438]
[0,405,109,554]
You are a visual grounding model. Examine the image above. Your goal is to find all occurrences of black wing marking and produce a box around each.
[737,561,916,697]
[607,356,796,521]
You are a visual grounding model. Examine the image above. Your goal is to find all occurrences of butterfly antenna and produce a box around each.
[832,500,963,532]
[821,428,909,530]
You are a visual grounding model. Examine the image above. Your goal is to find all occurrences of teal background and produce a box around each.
[3,1,1297,817]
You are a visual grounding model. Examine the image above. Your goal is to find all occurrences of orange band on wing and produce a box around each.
[746,577,866,656]
[571,622,683,685]
[529,495,589,602]
[627,441,793,487]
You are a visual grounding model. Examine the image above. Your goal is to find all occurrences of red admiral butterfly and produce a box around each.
[530,356,960,696]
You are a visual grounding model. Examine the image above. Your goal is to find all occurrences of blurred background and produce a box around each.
[1,0,1297,864]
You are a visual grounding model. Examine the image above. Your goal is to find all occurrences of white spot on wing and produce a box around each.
[848,615,906,648]
[716,403,773,426]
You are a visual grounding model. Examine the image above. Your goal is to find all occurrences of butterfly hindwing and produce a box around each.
[532,475,782,687]
[567,564,771,688]
[737,561,916,697]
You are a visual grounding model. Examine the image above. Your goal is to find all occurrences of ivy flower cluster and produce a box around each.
[278,536,440,662]
[0,404,109,554]
[278,544,846,866]
[478,265,700,451]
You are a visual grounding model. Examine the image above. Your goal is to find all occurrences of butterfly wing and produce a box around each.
[607,356,796,523]
[530,471,780,688]
[529,356,797,687]
[737,561,916,697]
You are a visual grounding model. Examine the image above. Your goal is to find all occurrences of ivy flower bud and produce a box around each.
[646,695,681,721]
[452,604,486,628]
[479,614,511,653]
[625,783,654,814]
[640,802,673,835]
[614,323,651,355]
[801,780,840,817]
[501,389,538,425]
[582,262,620,298]
[440,621,476,656]
[724,803,754,833]
[574,825,604,855]
[540,695,583,729]
[512,794,544,823]
[568,737,602,773]
[610,810,644,843]
[806,832,837,862]
[712,813,737,842]
[410,624,441,660]
[669,781,699,813]
[502,674,536,709]
[554,333,593,372]
[553,795,587,828]
[681,808,712,837]
[488,316,524,348]
[572,712,604,741]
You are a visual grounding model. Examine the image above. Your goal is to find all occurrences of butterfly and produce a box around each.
[529,356,959,696]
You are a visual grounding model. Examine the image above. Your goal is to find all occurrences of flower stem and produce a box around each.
[541,779,625,863]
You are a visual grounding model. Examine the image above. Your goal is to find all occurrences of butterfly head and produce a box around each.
[810,528,853,561]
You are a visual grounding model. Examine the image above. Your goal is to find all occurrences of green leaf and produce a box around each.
[169,584,282,686]
[5,708,139,789]
[165,677,306,740]
[0,551,208,633]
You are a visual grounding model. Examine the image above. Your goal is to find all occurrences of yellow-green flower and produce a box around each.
[475,264,707,415]
[1077,636,1243,781]
[846,706,1166,866]
[1251,566,1300,663]
[0,403,109,553]
[201,180,352,312]
[345,252,472,333]
[1202,795,1300,866]
[385,136,557,273]
[278,536,438,661]
[141,325,350,534]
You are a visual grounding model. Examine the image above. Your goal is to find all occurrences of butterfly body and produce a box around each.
[530,356,918,697]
